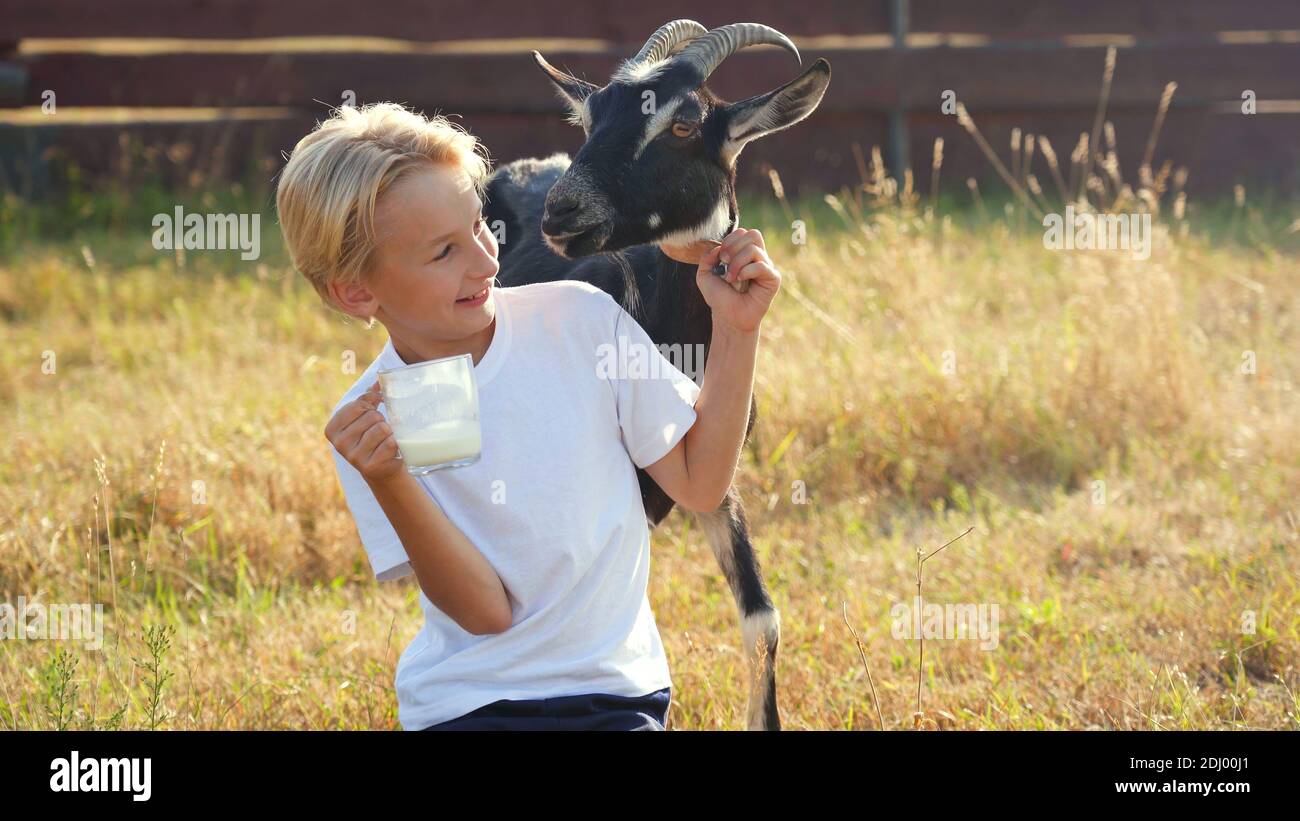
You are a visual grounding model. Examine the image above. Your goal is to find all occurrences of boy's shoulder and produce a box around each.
[504,278,616,310]
[501,279,621,336]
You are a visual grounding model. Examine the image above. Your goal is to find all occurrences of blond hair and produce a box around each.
[275,102,492,312]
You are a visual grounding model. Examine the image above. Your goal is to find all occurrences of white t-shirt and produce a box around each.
[328,280,702,730]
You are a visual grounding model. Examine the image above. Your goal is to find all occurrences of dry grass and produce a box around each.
[1,173,1296,729]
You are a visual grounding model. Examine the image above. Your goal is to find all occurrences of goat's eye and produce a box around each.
[671,121,698,139]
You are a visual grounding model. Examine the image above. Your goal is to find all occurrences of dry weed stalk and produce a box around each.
[915,526,974,724]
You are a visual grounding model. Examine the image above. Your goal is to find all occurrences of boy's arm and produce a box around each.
[682,320,759,510]
[366,471,514,636]
[643,320,757,513]
[327,383,512,636]
[642,228,777,513]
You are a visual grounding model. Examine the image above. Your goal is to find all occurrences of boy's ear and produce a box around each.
[328,278,379,322]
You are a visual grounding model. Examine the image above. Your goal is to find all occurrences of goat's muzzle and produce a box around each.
[542,186,614,258]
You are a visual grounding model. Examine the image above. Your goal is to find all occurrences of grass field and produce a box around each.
[1,161,1297,730]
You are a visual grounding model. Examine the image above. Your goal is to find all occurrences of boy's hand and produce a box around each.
[325,381,406,485]
[694,227,781,333]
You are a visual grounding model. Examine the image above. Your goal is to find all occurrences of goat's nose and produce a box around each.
[543,194,582,233]
[549,193,580,219]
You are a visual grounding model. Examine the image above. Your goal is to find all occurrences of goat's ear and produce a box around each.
[533,51,600,129]
[719,58,831,166]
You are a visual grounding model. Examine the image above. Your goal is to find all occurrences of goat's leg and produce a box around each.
[696,484,781,730]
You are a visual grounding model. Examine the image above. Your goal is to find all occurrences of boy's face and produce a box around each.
[337,161,499,343]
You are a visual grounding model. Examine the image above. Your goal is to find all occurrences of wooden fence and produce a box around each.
[2,0,1298,198]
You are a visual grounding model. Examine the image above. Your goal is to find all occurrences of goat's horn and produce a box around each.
[630,19,709,66]
[671,22,801,81]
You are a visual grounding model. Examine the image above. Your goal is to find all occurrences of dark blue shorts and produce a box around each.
[420,687,671,731]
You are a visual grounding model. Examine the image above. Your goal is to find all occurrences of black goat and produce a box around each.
[483,20,831,730]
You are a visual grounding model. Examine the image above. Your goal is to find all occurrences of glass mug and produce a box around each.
[376,352,482,474]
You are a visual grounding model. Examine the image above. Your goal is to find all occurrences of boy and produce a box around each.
[275,102,780,730]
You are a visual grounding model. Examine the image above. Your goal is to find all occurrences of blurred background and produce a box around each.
[0,2,1296,732]
[2,0,1299,197]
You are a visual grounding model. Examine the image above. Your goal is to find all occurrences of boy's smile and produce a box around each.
[455,282,492,307]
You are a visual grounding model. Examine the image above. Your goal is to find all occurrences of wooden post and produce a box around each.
[887,0,910,182]
[0,41,25,109]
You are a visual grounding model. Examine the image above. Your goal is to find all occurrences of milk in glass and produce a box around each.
[378,353,482,474]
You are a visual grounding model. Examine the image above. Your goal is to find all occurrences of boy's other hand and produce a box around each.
[326,381,407,485]
[694,227,780,333]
